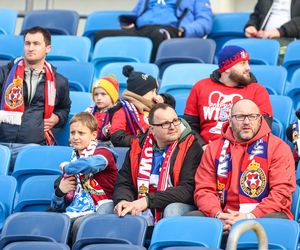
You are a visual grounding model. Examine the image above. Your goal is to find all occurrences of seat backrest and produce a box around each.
[74,214,147,249]
[92,36,152,78]
[81,244,146,250]
[47,36,91,62]
[223,38,280,65]
[155,38,216,77]
[113,147,129,170]
[250,65,287,95]
[230,218,300,250]
[0,35,23,60]
[283,40,300,82]
[14,175,59,212]
[285,68,300,111]
[1,212,71,243]
[99,62,159,94]
[2,241,70,250]
[150,217,223,250]
[21,10,80,35]
[271,117,284,139]
[69,91,94,116]
[12,146,72,192]
[0,145,11,175]
[53,61,95,92]
[0,176,17,230]
[291,185,300,221]
[0,9,18,35]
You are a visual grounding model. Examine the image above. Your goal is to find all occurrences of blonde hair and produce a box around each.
[70,112,98,132]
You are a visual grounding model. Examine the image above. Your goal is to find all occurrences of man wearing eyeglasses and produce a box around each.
[113,103,203,225]
[192,99,295,232]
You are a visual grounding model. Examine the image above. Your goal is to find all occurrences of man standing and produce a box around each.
[113,103,202,224]
[193,99,295,233]
[184,45,273,147]
[0,26,71,169]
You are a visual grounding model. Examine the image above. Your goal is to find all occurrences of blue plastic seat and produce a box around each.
[271,118,284,139]
[250,65,287,95]
[53,61,95,92]
[208,13,250,60]
[0,35,23,61]
[69,91,94,116]
[12,146,72,192]
[0,145,11,175]
[92,36,152,79]
[230,218,300,250]
[149,217,223,250]
[155,38,216,78]
[282,40,300,83]
[73,214,147,250]
[2,241,70,250]
[99,62,159,94]
[0,176,17,231]
[52,116,72,147]
[47,36,91,62]
[14,175,59,212]
[223,38,280,65]
[81,244,146,250]
[20,10,80,35]
[291,185,300,221]
[0,9,18,35]
[113,147,129,170]
[0,212,71,248]
[285,68,300,111]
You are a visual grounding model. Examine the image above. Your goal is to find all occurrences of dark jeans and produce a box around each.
[94,25,179,62]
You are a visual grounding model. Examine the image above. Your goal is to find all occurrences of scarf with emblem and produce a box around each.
[65,140,108,213]
[137,132,178,223]
[0,57,56,145]
[215,136,269,213]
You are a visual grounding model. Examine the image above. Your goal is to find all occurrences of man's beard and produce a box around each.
[229,70,252,86]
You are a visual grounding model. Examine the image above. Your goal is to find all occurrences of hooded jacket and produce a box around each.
[194,118,295,219]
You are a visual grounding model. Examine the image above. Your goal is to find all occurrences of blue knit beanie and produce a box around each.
[218,45,250,73]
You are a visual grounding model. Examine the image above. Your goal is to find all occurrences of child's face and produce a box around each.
[69,121,97,153]
[93,87,113,110]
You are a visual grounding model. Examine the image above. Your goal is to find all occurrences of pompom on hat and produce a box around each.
[218,45,250,73]
[92,75,119,103]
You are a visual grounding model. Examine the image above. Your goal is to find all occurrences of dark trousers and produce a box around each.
[94,25,179,62]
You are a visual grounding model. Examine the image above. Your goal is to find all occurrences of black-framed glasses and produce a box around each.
[231,113,261,121]
[150,118,181,129]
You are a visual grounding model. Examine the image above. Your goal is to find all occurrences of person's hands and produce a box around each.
[153,95,164,104]
[44,113,59,131]
[114,198,148,217]
[59,161,69,171]
[245,26,258,38]
[260,29,280,38]
[122,23,135,29]
[59,175,76,194]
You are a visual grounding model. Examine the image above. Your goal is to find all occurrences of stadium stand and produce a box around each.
[0,9,18,35]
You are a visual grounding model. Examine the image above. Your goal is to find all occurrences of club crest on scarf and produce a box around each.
[240,159,266,198]
[5,76,23,109]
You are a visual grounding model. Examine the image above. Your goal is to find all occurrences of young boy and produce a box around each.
[85,75,119,142]
[49,112,118,218]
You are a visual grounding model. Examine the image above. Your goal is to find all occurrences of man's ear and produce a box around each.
[46,44,51,54]
[92,130,97,140]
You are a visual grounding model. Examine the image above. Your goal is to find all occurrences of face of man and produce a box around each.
[150,107,181,149]
[24,32,51,66]
[230,100,261,142]
[228,60,252,86]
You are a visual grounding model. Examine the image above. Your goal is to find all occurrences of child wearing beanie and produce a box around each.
[110,65,175,147]
[85,75,119,142]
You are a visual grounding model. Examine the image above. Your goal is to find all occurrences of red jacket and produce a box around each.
[194,118,295,219]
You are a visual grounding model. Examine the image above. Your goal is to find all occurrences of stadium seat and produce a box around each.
[250,65,287,95]
[208,12,250,61]
[291,185,300,221]
[47,36,91,62]
[285,68,300,111]
[99,62,159,94]
[80,244,146,250]
[0,145,11,175]
[12,146,72,192]
[282,40,300,83]
[271,118,284,139]
[223,38,280,65]
[53,61,95,92]
[113,147,129,170]
[20,10,80,35]
[14,175,59,212]
[52,116,71,147]
[2,241,70,250]
[0,9,18,35]
[228,218,300,250]
[0,212,71,248]
[149,217,223,250]
[0,35,23,61]
[0,176,17,231]
[70,91,94,116]
[155,38,216,78]
[73,214,147,250]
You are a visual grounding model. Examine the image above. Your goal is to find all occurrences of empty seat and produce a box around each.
[285,68,300,111]
[2,241,70,250]
[0,35,23,61]
[282,40,300,83]
[21,10,80,35]
[69,91,94,116]
[0,9,18,35]
[0,145,11,175]
[80,244,146,250]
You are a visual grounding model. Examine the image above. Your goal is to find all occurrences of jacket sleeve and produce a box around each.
[180,0,213,38]
[194,142,223,217]
[53,73,71,128]
[244,1,262,30]
[147,139,203,209]
[251,139,296,218]
[279,17,300,38]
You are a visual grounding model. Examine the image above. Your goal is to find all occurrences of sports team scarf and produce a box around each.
[66,140,108,213]
[0,57,56,145]
[137,133,178,222]
[291,120,300,157]
[215,136,269,213]
[120,99,145,135]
